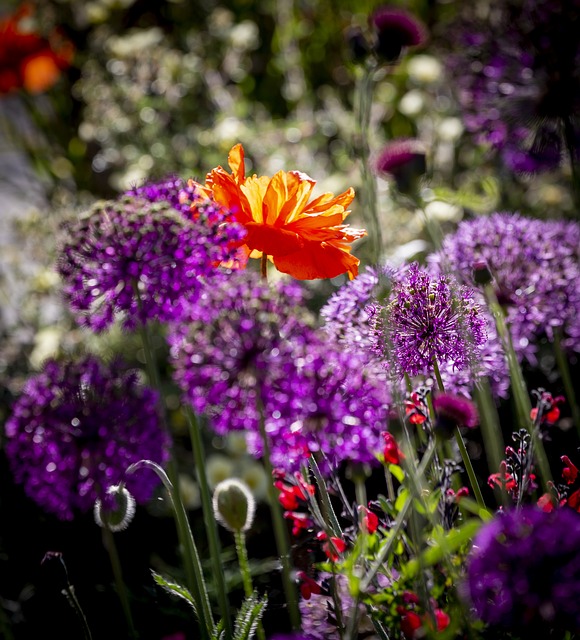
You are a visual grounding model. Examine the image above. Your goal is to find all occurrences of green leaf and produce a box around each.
[394,487,409,513]
[233,592,268,640]
[388,464,405,483]
[151,571,196,614]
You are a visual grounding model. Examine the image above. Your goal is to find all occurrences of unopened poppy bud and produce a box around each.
[212,478,256,533]
[94,484,136,532]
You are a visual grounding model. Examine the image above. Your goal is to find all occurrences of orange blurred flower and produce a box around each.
[189,143,366,280]
[0,4,74,95]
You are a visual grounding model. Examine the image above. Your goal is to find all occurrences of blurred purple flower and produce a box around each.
[58,191,243,332]
[370,7,427,62]
[5,356,169,520]
[466,506,580,632]
[430,212,580,364]
[373,139,427,194]
[448,0,580,172]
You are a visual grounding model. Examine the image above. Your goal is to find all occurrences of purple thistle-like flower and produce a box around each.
[447,0,580,172]
[465,507,580,632]
[169,270,312,435]
[379,263,486,377]
[4,356,169,520]
[370,7,427,62]
[433,392,478,432]
[58,191,244,332]
[431,212,580,363]
[374,139,427,194]
[246,331,391,474]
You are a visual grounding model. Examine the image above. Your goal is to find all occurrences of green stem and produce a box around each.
[256,397,301,630]
[454,427,486,509]
[563,115,580,213]
[234,531,254,598]
[127,461,214,639]
[432,359,445,393]
[186,409,232,639]
[355,64,382,264]
[101,526,138,638]
[485,285,552,492]
[553,329,580,437]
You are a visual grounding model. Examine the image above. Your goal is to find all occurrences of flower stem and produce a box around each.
[433,359,486,508]
[185,408,232,638]
[127,460,214,639]
[355,63,382,264]
[553,329,580,437]
[256,396,301,630]
[101,526,138,638]
[563,115,580,213]
[234,530,253,598]
[261,254,268,280]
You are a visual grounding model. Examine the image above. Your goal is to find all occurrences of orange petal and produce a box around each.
[262,170,316,226]
[303,187,355,215]
[22,54,60,93]
[273,239,360,280]
[239,175,270,224]
[227,144,246,183]
[244,222,304,257]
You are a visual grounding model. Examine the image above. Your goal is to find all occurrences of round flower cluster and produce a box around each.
[432,212,580,363]
[447,0,580,172]
[375,263,487,378]
[58,192,243,332]
[246,330,391,474]
[466,506,580,632]
[169,270,311,435]
[5,356,169,520]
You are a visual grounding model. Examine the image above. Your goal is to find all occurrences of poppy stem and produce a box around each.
[260,254,268,280]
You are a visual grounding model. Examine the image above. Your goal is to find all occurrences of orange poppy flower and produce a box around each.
[0,4,73,95]
[189,143,366,280]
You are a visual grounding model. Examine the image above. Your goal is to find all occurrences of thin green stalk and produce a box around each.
[185,409,232,639]
[553,329,580,436]
[127,461,214,640]
[433,360,486,508]
[256,397,301,630]
[563,115,580,212]
[355,63,382,263]
[485,285,552,492]
[101,526,138,638]
[234,531,266,640]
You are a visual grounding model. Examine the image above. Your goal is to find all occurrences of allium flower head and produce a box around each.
[0,4,74,94]
[374,139,427,194]
[448,0,580,172]
[4,356,169,520]
[431,213,580,363]
[169,270,312,435]
[370,7,427,62]
[247,330,391,474]
[188,144,366,280]
[466,507,580,632]
[58,196,232,331]
[378,263,486,377]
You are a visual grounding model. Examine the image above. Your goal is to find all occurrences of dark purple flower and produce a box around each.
[376,263,486,378]
[246,331,391,474]
[430,212,580,364]
[466,506,580,632]
[374,139,427,194]
[57,192,244,332]
[169,270,311,435]
[370,7,427,62]
[447,0,580,172]
[4,356,169,520]
[433,393,478,438]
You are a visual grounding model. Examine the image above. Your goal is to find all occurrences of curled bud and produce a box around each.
[94,484,136,532]
[212,478,256,533]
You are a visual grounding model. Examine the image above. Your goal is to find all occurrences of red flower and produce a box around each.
[488,461,518,492]
[317,532,347,561]
[398,609,422,639]
[382,432,405,465]
[0,4,73,95]
[358,505,379,533]
[297,571,322,600]
[562,456,579,485]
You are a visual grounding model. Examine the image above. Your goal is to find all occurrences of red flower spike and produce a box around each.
[561,455,579,485]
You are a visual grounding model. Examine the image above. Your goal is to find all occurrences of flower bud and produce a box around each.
[94,484,136,532]
[212,479,256,533]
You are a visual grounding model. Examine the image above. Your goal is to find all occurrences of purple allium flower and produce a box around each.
[246,331,391,474]
[465,507,580,632]
[447,0,580,172]
[430,213,580,363]
[374,139,427,194]
[377,263,486,377]
[57,191,244,332]
[4,356,169,520]
[169,270,312,435]
[370,7,427,62]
